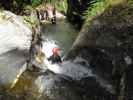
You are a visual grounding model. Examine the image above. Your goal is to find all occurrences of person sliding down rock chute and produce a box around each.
[47,47,62,64]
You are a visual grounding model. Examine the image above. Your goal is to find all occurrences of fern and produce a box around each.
[83,0,108,22]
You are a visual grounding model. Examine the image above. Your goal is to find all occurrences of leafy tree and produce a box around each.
[31,0,43,7]
[0,0,31,14]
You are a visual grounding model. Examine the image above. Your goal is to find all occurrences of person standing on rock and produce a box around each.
[45,10,49,20]
[40,7,45,20]
[51,6,56,24]
[36,9,40,20]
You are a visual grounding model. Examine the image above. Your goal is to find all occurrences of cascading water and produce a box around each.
[41,39,114,93]
[0,19,115,100]
[38,20,115,99]
[41,20,93,80]
[42,39,93,80]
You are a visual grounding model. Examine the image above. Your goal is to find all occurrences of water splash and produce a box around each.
[46,60,93,80]
[42,40,93,80]
[42,39,59,58]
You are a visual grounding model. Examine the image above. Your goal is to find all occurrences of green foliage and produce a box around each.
[31,0,43,7]
[43,0,67,13]
[83,0,108,22]
[27,0,67,13]
[0,0,67,14]
[83,0,133,23]
[23,5,33,11]
[23,16,38,26]
[128,0,133,5]
[53,0,67,13]
[0,0,31,14]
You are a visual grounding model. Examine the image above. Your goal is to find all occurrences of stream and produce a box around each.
[0,20,115,100]
[42,20,78,56]
[41,20,94,80]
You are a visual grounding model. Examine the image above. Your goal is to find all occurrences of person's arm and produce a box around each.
[58,56,62,63]
[47,56,52,61]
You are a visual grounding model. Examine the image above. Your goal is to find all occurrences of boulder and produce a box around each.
[65,2,133,99]
[0,11,32,89]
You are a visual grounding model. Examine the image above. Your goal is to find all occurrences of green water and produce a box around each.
[42,20,78,53]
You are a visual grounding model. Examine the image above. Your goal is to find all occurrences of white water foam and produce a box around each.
[41,40,114,93]
[44,59,93,80]
[42,39,59,58]
[42,40,93,80]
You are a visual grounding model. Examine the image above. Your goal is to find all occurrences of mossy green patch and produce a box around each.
[23,16,38,27]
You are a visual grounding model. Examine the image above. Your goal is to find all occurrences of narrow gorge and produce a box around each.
[0,0,133,100]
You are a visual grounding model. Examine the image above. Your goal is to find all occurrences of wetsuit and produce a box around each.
[48,54,62,64]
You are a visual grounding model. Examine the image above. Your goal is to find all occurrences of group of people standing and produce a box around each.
[36,6,56,24]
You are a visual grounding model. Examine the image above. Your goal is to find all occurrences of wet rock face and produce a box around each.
[0,11,32,54]
[35,72,82,100]
[0,11,32,89]
[35,73,116,100]
[65,3,133,99]
[4,69,115,100]
[2,70,81,100]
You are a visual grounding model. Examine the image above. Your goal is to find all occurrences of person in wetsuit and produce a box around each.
[47,47,62,64]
